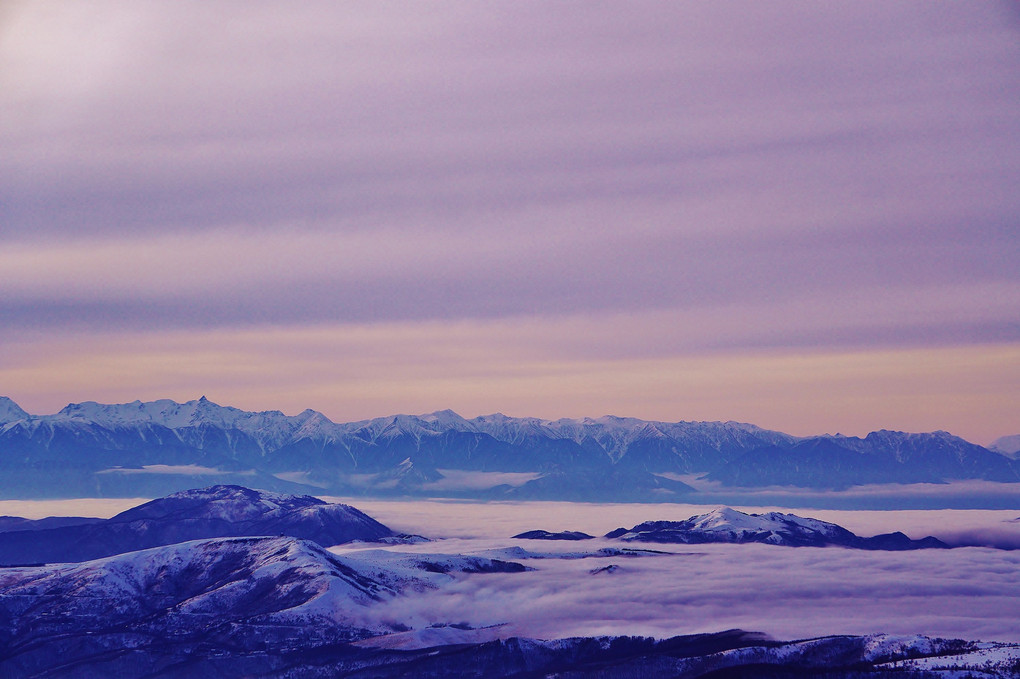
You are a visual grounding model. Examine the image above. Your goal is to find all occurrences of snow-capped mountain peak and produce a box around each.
[0,396,29,424]
[420,409,471,428]
[603,507,944,549]
[684,507,844,538]
[115,484,327,522]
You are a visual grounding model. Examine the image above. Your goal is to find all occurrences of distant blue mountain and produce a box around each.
[0,396,1016,499]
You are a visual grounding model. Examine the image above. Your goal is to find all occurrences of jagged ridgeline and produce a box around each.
[0,396,1017,500]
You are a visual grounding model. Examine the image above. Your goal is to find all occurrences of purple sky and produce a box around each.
[1,1,1018,442]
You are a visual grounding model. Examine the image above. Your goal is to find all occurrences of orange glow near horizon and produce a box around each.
[2,317,1016,445]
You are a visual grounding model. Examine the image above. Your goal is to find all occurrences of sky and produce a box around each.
[1,1,1018,443]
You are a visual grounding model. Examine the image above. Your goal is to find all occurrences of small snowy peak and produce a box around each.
[467,413,793,459]
[0,396,29,424]
[335,549,528,593]
[604,507,941,549]
[419,409,471,429]
[682,508,844,538]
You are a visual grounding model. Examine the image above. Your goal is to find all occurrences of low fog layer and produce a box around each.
[6,496,1020,548]
[331,500,1020,642]
[329,498,1020,549]
[335,537,1020,643]
[369,538,1020,640]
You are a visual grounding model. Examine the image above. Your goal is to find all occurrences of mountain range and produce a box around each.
[1,396,1017,500]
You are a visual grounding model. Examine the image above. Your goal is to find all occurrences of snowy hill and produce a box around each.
[0,485,394,565]
[605,507,949,549]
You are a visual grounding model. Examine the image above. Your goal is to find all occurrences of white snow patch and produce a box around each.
[423,470,542,490]
[97,464,232,475]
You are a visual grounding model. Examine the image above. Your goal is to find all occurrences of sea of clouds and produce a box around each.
[327,499,1020,644]
[6,496,1019,644]
[340,538,1020,644]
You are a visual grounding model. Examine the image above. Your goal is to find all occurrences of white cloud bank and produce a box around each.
[344,539,1020,644]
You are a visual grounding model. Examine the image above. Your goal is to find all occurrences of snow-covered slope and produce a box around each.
[0,396,28,424]
[605,507,948,549]
[0,536,392,664]
[0,534,533,677]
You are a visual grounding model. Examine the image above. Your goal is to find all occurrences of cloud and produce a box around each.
[349,499,1020,641]
[324,499,1020,547]
[353,540,1020,644]
[97,464,235,476]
